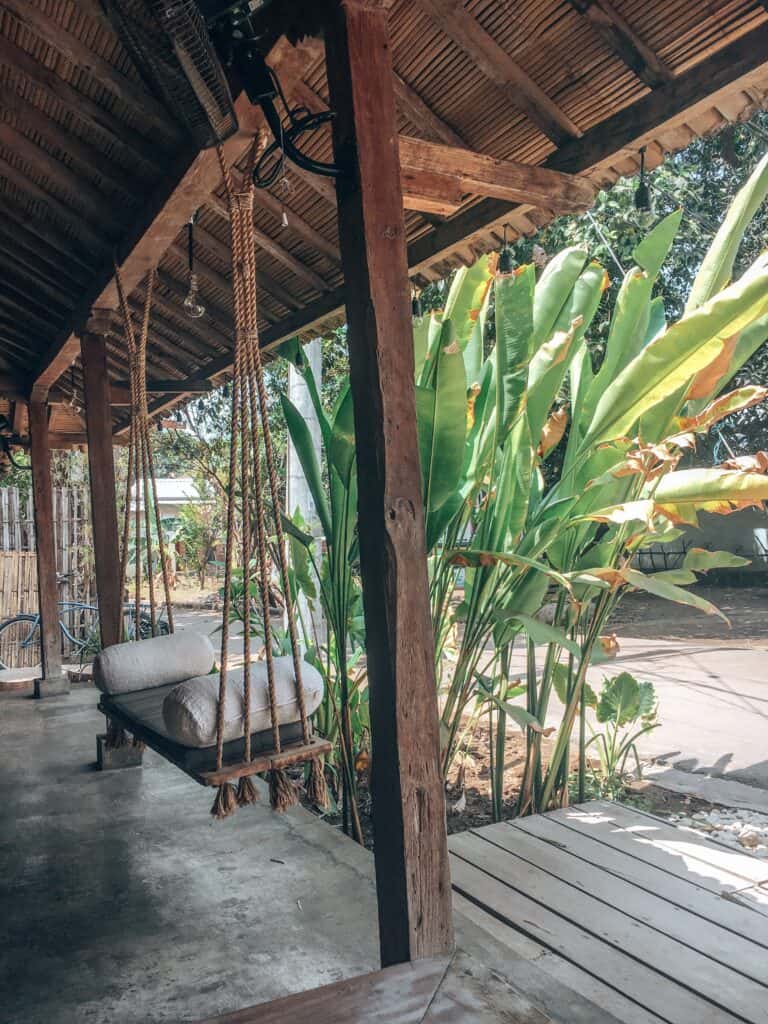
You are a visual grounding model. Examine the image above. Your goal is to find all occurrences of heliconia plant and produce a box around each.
[281,150,768,827]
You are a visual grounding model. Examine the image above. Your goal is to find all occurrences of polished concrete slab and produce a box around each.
[0,685,628,1024]
[0,687,379,1023]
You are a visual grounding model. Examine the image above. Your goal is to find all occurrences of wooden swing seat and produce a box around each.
[98,686,331,788]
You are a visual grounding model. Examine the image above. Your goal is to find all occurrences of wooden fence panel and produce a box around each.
[0,486,95,669]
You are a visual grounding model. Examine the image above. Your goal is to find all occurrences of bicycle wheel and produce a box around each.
[0,615,40,671]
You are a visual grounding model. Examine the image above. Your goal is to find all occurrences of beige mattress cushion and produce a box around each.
[93,632,215,695]
[162,656,324,748]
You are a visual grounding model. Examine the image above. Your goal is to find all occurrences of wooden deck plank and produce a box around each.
[454,893,664,1024]
[450,834,745,1023]
[198,951,552,1024]
[484,822,768,986]
[513,814,768,948]
[555,802,768,887]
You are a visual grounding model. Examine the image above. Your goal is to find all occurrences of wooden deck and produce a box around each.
[450,800,768,1024]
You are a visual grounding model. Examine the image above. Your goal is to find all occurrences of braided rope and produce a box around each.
[215,143,311,760]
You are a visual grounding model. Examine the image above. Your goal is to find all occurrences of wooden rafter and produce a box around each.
[0,0,179,141]
[136,17,768,417]
[567,0,674,89]
[29,35,322,401]
[0,153,108,254]
[415,0,581,144]
[393,72,467,147]
[0,34,164,173]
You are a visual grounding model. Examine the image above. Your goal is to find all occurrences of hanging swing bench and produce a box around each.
[94,144,330,819]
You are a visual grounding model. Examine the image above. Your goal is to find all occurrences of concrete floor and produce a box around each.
[0,686,380,1023]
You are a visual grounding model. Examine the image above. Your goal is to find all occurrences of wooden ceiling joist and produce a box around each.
[415,0,582,145]
[0,195,97,272]
[0,35,164,173]
[0,0,180,143]
[0,122,125,227]
[0,153,108,254]
[0,83,145,199]
[566,0,674,89]
[398,137,596,211]
[407,21,768,273]
[207,190,330,294]
[29,35,321,402]
[393,73,467,148]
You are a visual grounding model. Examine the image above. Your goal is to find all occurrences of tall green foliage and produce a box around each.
[281,152,768,826]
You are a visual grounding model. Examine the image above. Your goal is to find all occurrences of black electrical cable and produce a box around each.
[253,66,341,189]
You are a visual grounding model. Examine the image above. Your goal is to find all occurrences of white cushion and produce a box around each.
[94,632,215,695]
[162,656,324,748]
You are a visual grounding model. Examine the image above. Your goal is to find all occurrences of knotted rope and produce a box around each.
[211,143,327,818]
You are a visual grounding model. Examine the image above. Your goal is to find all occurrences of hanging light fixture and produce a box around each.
[634,146,652,212]
[183,211,206,318]
[498,224,515,273]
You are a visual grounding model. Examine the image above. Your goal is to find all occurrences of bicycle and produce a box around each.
[0,574,169,671]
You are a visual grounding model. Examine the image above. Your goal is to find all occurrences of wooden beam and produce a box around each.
[406,22,768,272]
[0,195,97,273]
[0,153,109,254]
[81,322,122,648]
[393,73,467,147]
[30,36,320,401]
[0,0,180,142]
[252,187,342,265]
[0,34,164,173]
[112,379,213,395]
[28,400,68,695]
[567,0,674,89]
[399,136,595,210]
[0,83,147,198]
[415,0,581,145]
[207,188,330,293]
[326,0,453,966]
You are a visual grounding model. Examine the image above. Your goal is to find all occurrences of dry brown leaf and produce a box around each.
[685,334,737,401]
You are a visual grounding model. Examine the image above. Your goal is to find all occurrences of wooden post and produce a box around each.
[325,0,454,966]
[29,399,68,696]
[80,314,122,649]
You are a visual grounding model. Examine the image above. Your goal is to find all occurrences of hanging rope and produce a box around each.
[108,262,177,746]
[210,142,327,818]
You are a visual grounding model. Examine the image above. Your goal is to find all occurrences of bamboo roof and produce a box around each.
[1,0,768,441]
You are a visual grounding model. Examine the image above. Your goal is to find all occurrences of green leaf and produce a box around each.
[596,672,641,726]
[329,384,356,484]
[532,246,587,349]
[653,469,768,522]
[583,262,768,447]
[443,255,495,351]
[280,392,332,541]
[551,662,597,709]
[687,152,768,312]
[623,568,729,622]
[496,611,582,660]
[494,266,535,436]
[682,548,751,572]
[416,321,467,514]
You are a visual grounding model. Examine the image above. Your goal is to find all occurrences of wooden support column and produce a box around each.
[80,314,122,649]
[29,399,68,697]
[325,0,453,967]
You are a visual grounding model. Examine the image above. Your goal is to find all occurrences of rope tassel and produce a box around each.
[210,783,238,820]
[269,769,298,812]
[236,775,259,807]
[306,757,329,809]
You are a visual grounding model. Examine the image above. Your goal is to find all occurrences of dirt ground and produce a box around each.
[606,581,768,642]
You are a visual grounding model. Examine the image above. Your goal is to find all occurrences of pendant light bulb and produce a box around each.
[184,213,206,318]
[634,147,652,212]
[498,223,515,274]
[183,272,206,318]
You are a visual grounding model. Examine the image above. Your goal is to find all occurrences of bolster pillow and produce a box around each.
[93,632,216,695]
[161,656,324,748]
